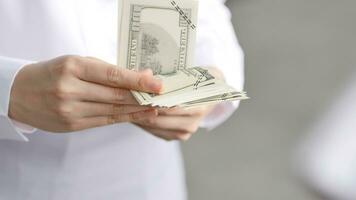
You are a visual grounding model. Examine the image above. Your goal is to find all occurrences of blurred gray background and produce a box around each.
[182,0,356,199]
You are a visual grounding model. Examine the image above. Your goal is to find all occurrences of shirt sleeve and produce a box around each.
[195,0,245,130]
[0,56,37,141]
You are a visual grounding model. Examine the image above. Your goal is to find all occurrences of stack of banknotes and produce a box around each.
[118,0,248,107]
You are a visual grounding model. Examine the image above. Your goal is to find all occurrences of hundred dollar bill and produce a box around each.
[179,91,249,108]
[152,83,242,107]
[118,0,198,74]
[159,90,248,108]
[131,67,248,107]
[134,67,217,105]
[117,0,249,107]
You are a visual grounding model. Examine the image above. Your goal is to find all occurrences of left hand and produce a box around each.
[134,67,223,141]
[134,105,215,141]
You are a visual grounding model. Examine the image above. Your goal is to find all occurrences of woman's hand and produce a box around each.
[8,55,161,133]
[135,105,215,141]
[134,66,224,141]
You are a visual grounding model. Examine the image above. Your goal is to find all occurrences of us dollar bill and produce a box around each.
[134,67,217,105]
[131,66,248,107]
[180,91,249,108]
[152,82,247,107]
[118,0,198,74]
[117,0,249,107]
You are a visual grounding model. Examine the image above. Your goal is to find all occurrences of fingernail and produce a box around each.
[148,79,162,92]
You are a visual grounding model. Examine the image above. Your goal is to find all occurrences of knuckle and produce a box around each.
[112,104,123,114]
[62,55,80,67]
[55,103,73,118]
[49,55,80,78]
[106,115,114,125]
[112,88,127,102]
[53,83,72,100]
[107,115,122,124]
[107,67,122,85]
[60,55,80,74]
[107,115,114,125]
[130,112,143,121]
[128,113,136,121]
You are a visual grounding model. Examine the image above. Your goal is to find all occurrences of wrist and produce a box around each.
[8,63,37,121]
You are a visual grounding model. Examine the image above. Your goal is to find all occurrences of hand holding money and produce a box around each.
[132,67,224,141]
[9,56,160,133]
[134,105,215,141]
[132,66,248,108]
[118,0,248,108]
[132,66,243,141]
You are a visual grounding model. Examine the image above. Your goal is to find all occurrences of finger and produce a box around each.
[158,106,208,116]
[78,80,138,105]
[76,57,162,93]
[74,102,152,117]
[137,125,192,141]
[77,109,158,130]
[134,115,200,133]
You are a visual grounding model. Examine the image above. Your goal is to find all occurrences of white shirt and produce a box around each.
[0,0,244,199]
[297,73,356,200]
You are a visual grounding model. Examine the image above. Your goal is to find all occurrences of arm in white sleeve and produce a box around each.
[195,0,245,129]
[0,56,37,141]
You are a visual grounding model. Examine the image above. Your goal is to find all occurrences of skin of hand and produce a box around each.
[134,67,224,141]
[134,105,215,141]
[8,55,162,133]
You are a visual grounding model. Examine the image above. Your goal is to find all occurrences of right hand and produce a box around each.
[8,55,162,133]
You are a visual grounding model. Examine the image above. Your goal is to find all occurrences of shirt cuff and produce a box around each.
[12,120,37,134]
[0,116,30,141]
[0,56,37,141]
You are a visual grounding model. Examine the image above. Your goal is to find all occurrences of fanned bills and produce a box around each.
[135,67,248,107]
[118,0,248,107]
